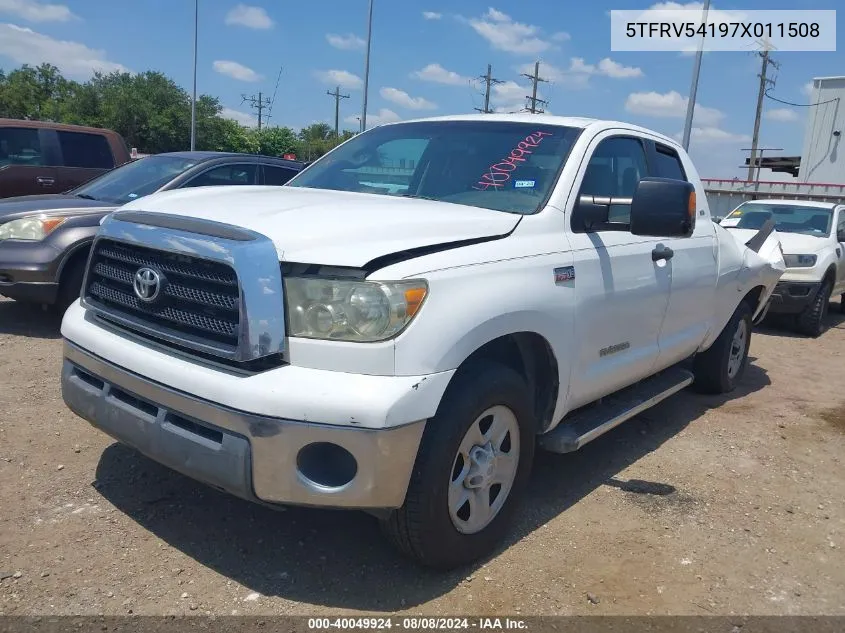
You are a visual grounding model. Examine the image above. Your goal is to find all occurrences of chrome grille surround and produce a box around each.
[81,210,286,365]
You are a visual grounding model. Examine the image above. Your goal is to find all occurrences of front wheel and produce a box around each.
[381,362,536,570]
[795,281,832,338]
[692,300,753,394]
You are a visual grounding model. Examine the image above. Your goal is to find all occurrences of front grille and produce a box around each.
[83,238,241,351]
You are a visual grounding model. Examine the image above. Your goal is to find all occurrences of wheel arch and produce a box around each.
[438,330,561,434]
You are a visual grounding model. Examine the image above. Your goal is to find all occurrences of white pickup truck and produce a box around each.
[59,114,784,569]
[720,199,845,337]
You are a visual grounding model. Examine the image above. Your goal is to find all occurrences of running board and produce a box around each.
[538,367,694,454]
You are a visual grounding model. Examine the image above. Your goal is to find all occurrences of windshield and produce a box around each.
[723,203,833,236]
[286,120,581,215]
[71,155,200,204]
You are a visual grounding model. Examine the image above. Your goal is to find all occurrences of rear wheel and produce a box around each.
[795,280,832,338]
[381,362,535,570]
[692,300,753,394]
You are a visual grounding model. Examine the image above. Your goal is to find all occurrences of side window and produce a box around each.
[263,165,298,186]
[837,212,845,241]
[0,128,43,166]
[577,136,648,227]
[57,131,114,169]
[184,164,258,187]
[653,144,687,181]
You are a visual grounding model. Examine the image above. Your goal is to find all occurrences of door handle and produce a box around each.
[36,177,55,186]
[652,244,674,262]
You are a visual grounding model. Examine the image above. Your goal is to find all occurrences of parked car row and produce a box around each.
[1,140,305,312]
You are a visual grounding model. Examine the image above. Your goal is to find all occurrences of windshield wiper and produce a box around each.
[75,194,99,201]
[399,194,438,201]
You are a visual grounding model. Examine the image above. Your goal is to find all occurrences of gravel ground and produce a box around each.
[1,297,844,617]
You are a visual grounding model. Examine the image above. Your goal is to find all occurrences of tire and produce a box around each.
[692,300,753,394]
[381,361,536,570]
[795,280,832,338]
[54,255,88,316]
[839,293,845,314]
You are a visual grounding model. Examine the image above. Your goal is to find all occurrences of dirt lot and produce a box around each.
[1,297,844,617]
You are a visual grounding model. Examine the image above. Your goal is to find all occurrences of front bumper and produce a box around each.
[767,280,822,314]
[61,341,427,510]
[0,240,62,303]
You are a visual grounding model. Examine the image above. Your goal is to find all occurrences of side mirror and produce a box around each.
[630,177,696,238]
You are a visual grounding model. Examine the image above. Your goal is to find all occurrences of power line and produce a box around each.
[747,48,779,182]
[764,88,841,108]
[266,66,284,122]
[474,64,504,114]
[521,60,548,114]
[327,85,350,139]
[241,91,272,130]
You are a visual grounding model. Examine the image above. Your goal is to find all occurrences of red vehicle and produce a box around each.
[0,119,131,198]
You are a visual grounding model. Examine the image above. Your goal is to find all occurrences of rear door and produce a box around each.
[0,126,60,197]
[55,130,116,192]
[647,140,718,372]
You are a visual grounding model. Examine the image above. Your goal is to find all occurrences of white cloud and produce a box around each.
[346,108,401,127]
[224,4,273,29]
[422,11,441,20]
[326,33,365,51]
[488,80,535,113]
[410,63,469,86]
[803,81,815,97]
[212,60,262,82]
[221,107,257,127]
[765,108,799,122]
[380,87,436,110]
[596,58,643,79]
[625,90,723,126]
[682,126,751,143]
[551,31,571,42]
[315,69,363,90]
[467,7,552,55]
[643,2,749,26]
[0,0,75,22]
[0,23,126,79]
[517,58,643,90]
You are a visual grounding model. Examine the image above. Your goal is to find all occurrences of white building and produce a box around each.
[799,76,845,184]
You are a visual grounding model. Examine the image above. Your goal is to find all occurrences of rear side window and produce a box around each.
[58,131,114,169]
[0,128,43,166]
[263,165,298,186]
[184,164,258,187]
[653,144,687,181]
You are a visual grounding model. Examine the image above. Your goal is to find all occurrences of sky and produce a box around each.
[0,0,843,180]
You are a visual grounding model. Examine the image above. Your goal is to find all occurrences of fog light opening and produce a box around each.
[296,442,358,489]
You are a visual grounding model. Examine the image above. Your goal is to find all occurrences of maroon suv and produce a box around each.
[0,119,131,198]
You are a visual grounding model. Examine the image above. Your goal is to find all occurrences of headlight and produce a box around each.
[284,277,428,342]
[783,254,817,268]
[0,216,67,241]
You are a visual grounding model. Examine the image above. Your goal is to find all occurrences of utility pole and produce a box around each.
[361,0,374,131]
[681,0,711,151]
[242,91,272,130]
[521,61,548,114]
[474,64,504,114]
[327,85,350,138]
[190,0,198,150]
[747,47,779,181]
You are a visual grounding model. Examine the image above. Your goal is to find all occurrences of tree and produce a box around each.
[255,126,299,156]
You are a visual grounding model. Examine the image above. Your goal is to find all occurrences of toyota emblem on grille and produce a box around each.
[133,267,163,302]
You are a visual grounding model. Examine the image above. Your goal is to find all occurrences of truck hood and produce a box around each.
[0,194,115,224]
[116,186,521,268]
[722,225,829,254]
[766,231,829,255]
